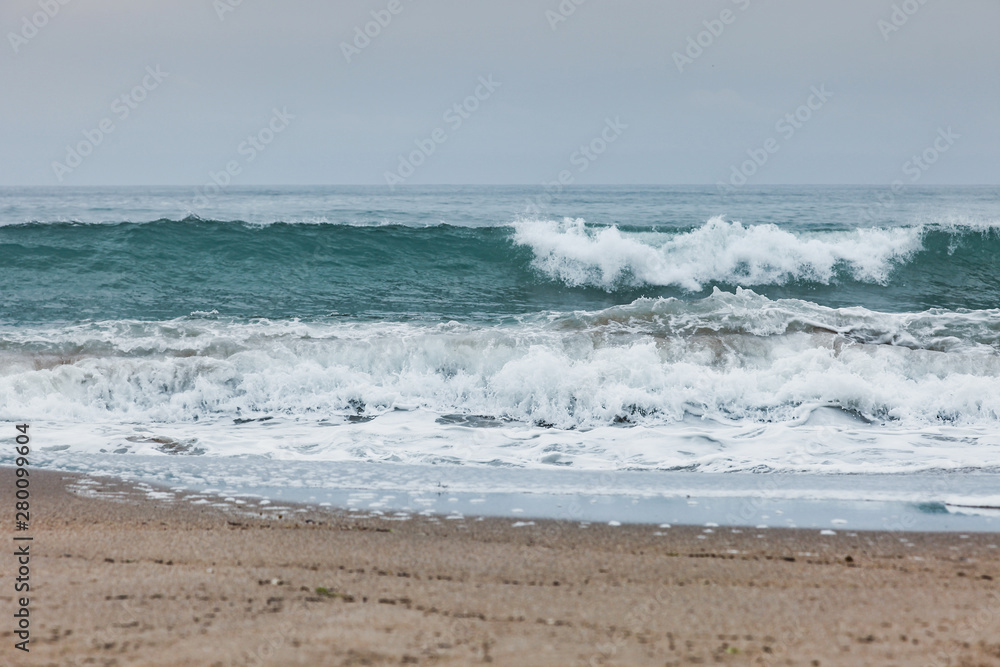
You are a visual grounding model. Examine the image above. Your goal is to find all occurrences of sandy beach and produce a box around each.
[3,467,999,667]
[5,1,1000,664]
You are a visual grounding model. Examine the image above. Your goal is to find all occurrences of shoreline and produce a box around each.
[3,467,1000,665]
[18,454,1000,533]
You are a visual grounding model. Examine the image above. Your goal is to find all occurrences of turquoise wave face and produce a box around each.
[0,219,631,322]
[1,217,999,323]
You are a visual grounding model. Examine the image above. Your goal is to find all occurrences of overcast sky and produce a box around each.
[1,0,997,186]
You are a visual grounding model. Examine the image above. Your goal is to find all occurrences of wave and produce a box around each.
[3,291,999,471]
[2,290,998,429]
[511,215,997,291]
[0,215,498,229]
[2,217,1000,321]
[567,288,1000,351]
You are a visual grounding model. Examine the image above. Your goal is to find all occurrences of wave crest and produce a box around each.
[2,293,999,430]
[512,216,926,291]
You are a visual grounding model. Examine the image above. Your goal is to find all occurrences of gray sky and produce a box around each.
[1,0,997,186]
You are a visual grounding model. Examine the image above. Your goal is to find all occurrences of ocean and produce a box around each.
[2,185,999,527]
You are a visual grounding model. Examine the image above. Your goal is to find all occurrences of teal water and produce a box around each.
[1,185,999,480]
[2,185,999,322]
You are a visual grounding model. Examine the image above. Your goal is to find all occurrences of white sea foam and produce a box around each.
[511,216,927,290]
[2,290,999,473]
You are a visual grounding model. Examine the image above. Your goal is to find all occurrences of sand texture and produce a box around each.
[2,468,999,666]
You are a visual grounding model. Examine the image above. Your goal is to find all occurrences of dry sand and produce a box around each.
[2,468,999,667]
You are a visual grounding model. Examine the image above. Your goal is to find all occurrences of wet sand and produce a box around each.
[3,467,999,666]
